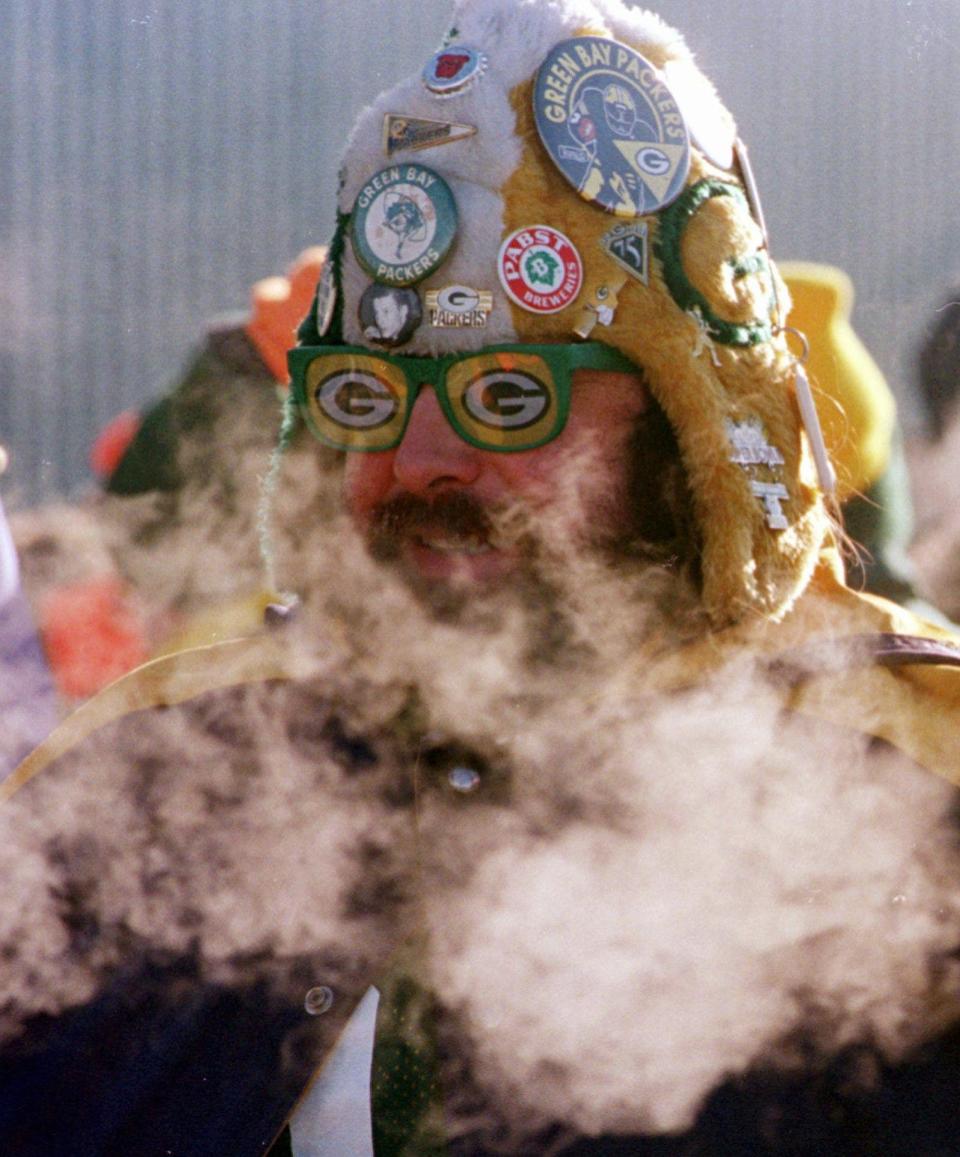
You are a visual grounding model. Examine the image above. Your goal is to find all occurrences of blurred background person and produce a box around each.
[0,444,57,776]
[906,290,960,622]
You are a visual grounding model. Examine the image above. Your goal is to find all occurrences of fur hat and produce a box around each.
[299,0,835,625]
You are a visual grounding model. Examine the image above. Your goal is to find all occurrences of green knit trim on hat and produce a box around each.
[295,209,351,347]
[655,178,773,348]
[295,296,320,346]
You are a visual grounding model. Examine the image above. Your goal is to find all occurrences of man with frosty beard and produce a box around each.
[5,1,960,1155]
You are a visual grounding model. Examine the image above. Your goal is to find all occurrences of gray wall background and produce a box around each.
[3,0,959,503]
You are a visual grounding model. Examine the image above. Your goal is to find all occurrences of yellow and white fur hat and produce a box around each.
[300,0,836,626]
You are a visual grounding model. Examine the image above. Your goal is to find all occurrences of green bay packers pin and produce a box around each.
[533,37,690,217]
[425,285,493,328]
[350,164,458,287]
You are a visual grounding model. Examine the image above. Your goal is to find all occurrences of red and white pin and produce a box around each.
[497,226,583,315]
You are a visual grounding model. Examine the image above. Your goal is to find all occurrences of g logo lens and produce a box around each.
[300,354,410,450]
[315,371,399,430]
[462,371,551,431]
[444,352,565,450]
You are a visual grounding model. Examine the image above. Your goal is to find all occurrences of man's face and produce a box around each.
[373,294,407,338]
[342,368,648,587]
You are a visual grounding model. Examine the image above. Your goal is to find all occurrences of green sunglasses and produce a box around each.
[287,342,639,453]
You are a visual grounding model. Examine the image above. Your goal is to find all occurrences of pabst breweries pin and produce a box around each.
[497,226,583,314]
[533,37,691,217]
[422,45,488,97]
[350,164,458,287]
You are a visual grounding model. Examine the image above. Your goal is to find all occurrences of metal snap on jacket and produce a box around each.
[448,766,481,793]
[304,986,335,1016]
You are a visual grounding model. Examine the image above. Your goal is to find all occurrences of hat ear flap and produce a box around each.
[499,74,829,624]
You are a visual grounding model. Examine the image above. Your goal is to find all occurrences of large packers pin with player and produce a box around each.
[350,164,458,287]
[534,37,690,217]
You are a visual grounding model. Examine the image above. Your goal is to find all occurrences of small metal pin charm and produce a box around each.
[426,285,493,329]
[573,272,628,339]
[383,113,477,157]
[725,418,785,469]
[750,481,790,530]
[304,986,334,1016]
[689,307,722,367]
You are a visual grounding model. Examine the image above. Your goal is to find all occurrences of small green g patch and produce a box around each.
[287,342,638,453]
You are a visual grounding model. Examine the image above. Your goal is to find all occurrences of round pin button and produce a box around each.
[533,36,690,216]
[497,225,583,314]
[359,284,423,348]
[351,164,458,287]
[314,260,337,338]
[423,45,489,97]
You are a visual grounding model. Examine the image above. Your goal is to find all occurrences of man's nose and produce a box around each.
[392,387,482,493]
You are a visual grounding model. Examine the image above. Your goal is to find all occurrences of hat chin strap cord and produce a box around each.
[735,139,837,497]
[790,352,838,496]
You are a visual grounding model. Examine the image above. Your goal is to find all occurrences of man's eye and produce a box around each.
[315,372,399,430]
[462,372,551,430]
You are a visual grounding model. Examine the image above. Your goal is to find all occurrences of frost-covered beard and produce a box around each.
[337,441,700,663]
[360,496,698,672]
[364,489,510,616]
[270,450,704,681]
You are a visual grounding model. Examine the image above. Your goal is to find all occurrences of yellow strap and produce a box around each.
[2,636,293,805]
